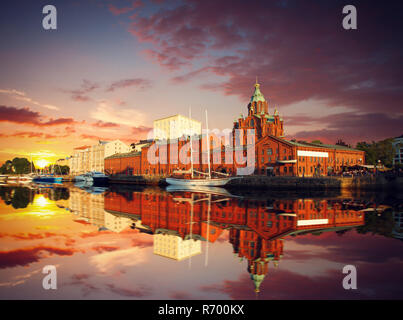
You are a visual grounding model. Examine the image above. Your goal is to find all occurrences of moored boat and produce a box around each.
[165,109,237,188]
[33,174,63,184]
[166,177,233,187]
[74,171,109,185]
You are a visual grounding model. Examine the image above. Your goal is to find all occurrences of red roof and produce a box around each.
[74,145,90,150]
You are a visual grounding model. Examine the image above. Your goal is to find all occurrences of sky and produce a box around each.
[0,0,402,164]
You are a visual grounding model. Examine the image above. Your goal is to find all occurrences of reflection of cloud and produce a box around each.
[106,283,151,298]
[91,245,120,253]
[63,273,100,297]
[0,267,41,287]
[0,246,77,269]
[90,247,147,273]
[170,291,191,299]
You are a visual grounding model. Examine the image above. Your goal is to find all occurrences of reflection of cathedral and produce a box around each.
[103,189,365,293]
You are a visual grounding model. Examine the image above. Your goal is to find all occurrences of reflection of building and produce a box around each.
[69,188,106,228]
[69,188,132,232]
[104,211,132,233]
[153,233,202,260]
[392,135,403,165]
[105,83,365,177]
[153,114,201,140]
[393,211,403,239]
[70,140,130,175]
[104,188,366,293]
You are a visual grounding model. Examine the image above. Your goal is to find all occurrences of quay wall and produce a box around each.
[108,174,403,191]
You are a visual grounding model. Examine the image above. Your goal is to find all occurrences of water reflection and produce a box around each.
[0,184,402,299]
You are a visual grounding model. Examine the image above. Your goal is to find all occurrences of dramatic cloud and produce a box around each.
[0,105,77,127]
[0,89,59,110]
[123,0,403,142]
[91,120,120,128]
[64,79,100,102]
[287,112,403,144]
[91,100,147,127]
[108,0,143,16]
[106,78,152,92]
[131,125,152,137]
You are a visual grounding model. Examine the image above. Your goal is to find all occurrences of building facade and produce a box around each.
[392,135,403,165]
[153,114,202,140]
[105,83,365,177]
[70,140,130,175]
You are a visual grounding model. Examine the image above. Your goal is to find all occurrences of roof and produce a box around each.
[74,145,90,150]
[287,140,362,151]
[250,83,266,103]
[258,135,363,152]
[105,151,141,160]
[153,114,201,124]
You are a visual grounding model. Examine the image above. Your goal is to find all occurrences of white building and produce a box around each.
[392,135,403,165]
[153,233,202,261]
[153,114,201,141]
[70,140,130,175]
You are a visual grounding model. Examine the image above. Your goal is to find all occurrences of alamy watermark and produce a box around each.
[42,265,57,290]
[342,265,357,290]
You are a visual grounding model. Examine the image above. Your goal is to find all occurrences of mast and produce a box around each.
[189,107,194,179]
[205,193,211,267]
[188,192,194,269]
[205,110,211,179]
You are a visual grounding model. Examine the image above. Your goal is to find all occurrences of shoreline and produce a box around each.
[108,174,403,191]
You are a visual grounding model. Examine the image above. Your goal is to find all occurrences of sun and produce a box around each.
[36,159,50,169]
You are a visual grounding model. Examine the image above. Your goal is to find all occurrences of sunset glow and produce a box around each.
[35,159,49,169]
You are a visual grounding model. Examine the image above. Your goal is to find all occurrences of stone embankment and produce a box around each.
[108,174,403,191]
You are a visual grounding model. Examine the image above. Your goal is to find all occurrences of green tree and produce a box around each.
[335,139,351,148]
[0,160,13,174]
[356,138,394,167]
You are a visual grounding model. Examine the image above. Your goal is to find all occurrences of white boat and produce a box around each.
[74,174,87,182]
[75,171,108,185]
[166,177,233,187]
[166,109,236,188]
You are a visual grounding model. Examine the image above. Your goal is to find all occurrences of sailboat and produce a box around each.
[165,109,235,188]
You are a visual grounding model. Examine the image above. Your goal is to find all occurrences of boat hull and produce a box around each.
[165,177,233,187]
[33,177,63,184]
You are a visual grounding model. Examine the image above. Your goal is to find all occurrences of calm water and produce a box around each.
[0,183,402,300]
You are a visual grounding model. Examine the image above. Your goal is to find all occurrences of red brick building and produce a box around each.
[104,189,365,293]
[105,82,365,177]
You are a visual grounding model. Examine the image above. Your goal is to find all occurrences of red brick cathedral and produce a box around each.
[234,81,284,139]
[105,82,365,177]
